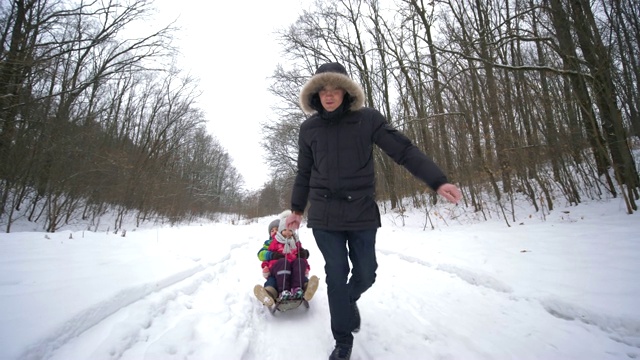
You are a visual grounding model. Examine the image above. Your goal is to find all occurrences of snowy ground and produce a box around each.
[1,198,639,360]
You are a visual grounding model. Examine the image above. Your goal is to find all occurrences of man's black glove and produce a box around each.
[298,248,309,259]
[271,252,284,260]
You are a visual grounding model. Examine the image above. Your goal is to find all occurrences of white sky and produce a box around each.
[1,197,639,359]
[149,1,308,191]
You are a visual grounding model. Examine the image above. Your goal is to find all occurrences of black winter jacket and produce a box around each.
[291,107,449,231]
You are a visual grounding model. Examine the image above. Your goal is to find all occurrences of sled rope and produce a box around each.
[279,255,288,295]
[297,239,304,294]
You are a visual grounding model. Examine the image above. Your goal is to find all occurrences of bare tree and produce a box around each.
[0,0,249,231]
[264,0,639,221]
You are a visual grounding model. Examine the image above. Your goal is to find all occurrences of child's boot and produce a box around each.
[253,285,275,307]
[279,289,292,301]
[265,286,278,299]
[292,287,304,299]
[303,275,319,301]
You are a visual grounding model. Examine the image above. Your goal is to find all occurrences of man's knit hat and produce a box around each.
[299,62,365,115]
[268,218,279,235]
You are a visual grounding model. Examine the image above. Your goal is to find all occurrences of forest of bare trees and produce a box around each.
[261,0,639,225]
[0,0,243,232]
[2,0,638,232]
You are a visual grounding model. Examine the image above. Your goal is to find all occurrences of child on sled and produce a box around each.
[254,211,319,307]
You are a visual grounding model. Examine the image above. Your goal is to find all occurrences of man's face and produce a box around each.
[319,86,346,112]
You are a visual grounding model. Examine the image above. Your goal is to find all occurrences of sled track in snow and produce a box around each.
[541,299,640,349]
[376,249,513,293]
[378,248,640,351]
[20,240,253,360]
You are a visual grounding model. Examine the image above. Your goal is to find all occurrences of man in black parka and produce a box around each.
[286,62,462,360]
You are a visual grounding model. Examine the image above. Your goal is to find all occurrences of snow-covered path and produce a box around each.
[25,225,334,360]
[2,201,640,359]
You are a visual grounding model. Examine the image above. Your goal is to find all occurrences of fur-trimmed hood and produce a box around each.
[299,62,365,115]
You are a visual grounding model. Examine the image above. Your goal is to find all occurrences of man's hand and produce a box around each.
[286,212,302,230]
[437,183,462,204]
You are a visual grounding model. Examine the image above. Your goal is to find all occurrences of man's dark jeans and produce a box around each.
[313,228,378,346]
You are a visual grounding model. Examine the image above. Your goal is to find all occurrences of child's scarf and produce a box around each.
[275,232,297,255]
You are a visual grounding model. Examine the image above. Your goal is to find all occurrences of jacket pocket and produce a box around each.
[307,190,329,226]
[343,195,378,224]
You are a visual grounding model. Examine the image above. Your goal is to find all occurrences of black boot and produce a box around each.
[329,343,352,360]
